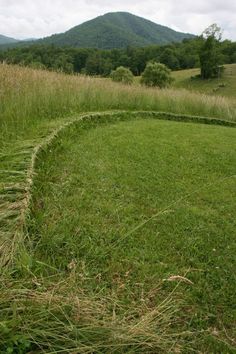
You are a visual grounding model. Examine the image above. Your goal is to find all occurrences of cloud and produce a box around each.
[0,0,235,40]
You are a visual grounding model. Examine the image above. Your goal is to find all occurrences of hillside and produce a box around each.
[0,34,18,45]
[172,63,236,98]
[38,12,194,49]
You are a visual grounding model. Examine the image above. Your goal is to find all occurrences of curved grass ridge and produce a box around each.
[1,110,236,268]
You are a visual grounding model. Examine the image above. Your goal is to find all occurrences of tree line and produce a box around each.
[0,36,235,76]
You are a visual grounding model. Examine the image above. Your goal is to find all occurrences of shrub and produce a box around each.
[141,62,173,88]
[110,66,134,85]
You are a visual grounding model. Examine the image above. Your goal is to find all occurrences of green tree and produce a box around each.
[53,58,73,74]
[140,62,173,88]
[85,52,101,75]
[110,66,134,84]
[200,24,223,79]
[160,48,179,70]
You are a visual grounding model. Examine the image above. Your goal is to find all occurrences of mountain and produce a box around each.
[38,12,195,49]
[0,34,19,45]
[24,38,38,42]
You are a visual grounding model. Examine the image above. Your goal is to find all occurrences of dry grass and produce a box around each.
[0,270,191,353]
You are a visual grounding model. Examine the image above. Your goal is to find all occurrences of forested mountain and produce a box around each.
[0,34,18,45]
[38,12,194,49]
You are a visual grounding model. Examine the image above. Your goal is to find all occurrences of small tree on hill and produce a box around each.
[200,24,223,79]
[141,62,173,88]
[110,66,134,84]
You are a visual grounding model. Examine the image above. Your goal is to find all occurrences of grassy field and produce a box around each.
[0,64,236,353]
[1,64,236,147]
[172,63,236,98]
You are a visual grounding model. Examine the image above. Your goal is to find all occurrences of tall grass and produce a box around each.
[1,64,235,146]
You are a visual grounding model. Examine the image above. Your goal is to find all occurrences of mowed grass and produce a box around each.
[172,63,236,98]
[27,117,236,352]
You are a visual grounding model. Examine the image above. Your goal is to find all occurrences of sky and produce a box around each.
[0,0,235,41]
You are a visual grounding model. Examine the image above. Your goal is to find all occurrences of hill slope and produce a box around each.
[172,63,236,98]
[38,12,195,49]
[0,34,19,45]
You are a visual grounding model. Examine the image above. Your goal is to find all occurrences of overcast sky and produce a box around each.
[0,0,235,41]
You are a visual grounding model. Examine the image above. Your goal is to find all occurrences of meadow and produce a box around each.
[1,64,236,146]
[0,64,236,353]
[172,63,236,99]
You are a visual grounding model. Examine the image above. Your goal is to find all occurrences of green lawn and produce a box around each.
[172,63,236,98]
[28,117,236,352]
